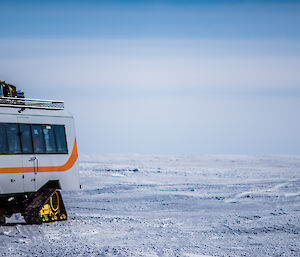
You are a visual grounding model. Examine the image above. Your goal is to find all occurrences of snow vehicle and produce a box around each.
[0,81,79,224]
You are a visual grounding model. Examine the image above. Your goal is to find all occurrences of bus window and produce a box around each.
[19,124,33,153]
[6,124,21,154]
[31,125,45,153]
[54,125,68,153]
[43,125,56,153]
[0,124,8,154]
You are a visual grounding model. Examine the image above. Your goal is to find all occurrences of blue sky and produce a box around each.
[0,0,300,154]
[1,1,300,39]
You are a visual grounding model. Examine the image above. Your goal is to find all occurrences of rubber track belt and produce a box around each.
[23,187,57,224]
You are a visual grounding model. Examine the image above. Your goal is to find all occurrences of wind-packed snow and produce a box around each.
[1,154,300,256]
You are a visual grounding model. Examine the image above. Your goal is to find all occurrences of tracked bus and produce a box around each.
[0,81,79,224]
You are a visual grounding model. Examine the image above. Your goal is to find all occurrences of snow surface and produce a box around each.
[1,154,300,256]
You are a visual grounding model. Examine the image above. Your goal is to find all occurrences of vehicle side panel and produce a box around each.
[0,110,80,195]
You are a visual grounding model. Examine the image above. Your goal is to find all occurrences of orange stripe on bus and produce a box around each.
[0,138,78,174]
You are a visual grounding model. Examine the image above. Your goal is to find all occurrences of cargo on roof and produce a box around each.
[0,80,64,111]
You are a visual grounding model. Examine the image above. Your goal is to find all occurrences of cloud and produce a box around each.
[1,39,300,97]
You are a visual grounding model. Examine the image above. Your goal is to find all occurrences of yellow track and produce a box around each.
[39,191,67,223]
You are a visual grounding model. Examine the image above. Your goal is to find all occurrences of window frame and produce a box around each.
[0,122,69,155]
[53,125,68,154]
[42,124,58,154]
[0,123,8,154]
[19,123,34,154]
[5,123,22,154]
[31,124,47,154]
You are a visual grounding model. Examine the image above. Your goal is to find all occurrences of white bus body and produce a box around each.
[0,96,79,224]
[0,108,80,194]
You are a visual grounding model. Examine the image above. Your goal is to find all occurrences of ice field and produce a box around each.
[1,154,300,256]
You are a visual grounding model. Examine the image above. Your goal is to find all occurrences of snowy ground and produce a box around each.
[1,155,300,256]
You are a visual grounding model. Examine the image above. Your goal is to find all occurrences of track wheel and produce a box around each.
[39,191,67,223]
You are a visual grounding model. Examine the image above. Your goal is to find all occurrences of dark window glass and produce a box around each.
[0,123,69,155]
[19,124,33,153]
[0,124,8,154]
[31,125,45,153]
[54,125,68,153]
[6,124,21,154]
[43,125,56,153]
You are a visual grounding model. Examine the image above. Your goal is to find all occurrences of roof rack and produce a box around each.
[0,97,64,110]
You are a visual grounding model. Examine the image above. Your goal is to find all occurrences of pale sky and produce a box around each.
[1,1,300,154]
